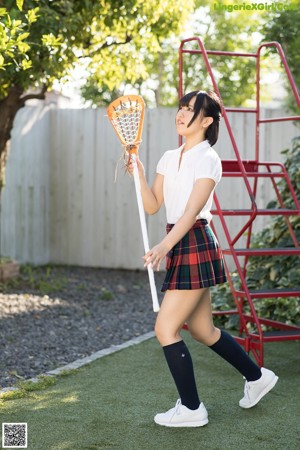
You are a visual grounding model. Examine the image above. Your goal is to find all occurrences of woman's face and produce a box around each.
[176,96,203,137]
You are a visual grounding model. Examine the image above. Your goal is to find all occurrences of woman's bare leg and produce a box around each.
[155,288,208,410]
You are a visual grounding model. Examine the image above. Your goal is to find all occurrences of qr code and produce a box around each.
[2,423,27,448]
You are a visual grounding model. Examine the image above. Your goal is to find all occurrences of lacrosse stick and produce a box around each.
[107,95,160,312]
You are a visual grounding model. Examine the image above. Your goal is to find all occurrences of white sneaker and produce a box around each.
[239,367,279,409]
[154,399,208,427]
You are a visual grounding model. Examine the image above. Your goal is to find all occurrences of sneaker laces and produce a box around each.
[175,399,182,415]
[243,381,253,400]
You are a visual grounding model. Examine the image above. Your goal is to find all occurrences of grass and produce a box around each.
[0,333,299,450]
[0,264,68,294]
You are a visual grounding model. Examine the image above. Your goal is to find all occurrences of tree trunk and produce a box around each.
[0,84,47,195]
[0,86,23,195]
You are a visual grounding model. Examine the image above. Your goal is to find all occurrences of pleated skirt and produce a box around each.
[161,219,227,292]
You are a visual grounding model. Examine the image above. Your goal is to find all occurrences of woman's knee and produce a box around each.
[189,325,220,346]
[154,319,181,346]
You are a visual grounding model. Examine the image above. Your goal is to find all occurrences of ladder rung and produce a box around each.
[254,330,300,337]
[212,209,299,216]
[212,309,238,316]
[223,248,300,256]
[234,288,300,298]
[222,172,285,178]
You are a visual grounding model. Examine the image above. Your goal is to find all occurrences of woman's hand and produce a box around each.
[143,242,170,271]
[127,155,145,178]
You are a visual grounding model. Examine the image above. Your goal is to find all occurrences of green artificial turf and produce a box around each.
[0,332,299,450]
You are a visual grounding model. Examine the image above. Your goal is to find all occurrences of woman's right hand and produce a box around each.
[127,155,145,178]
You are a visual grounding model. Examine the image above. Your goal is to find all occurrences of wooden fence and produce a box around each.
[1,105,299,270]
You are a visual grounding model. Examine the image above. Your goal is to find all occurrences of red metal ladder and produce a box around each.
[179,37,300,366]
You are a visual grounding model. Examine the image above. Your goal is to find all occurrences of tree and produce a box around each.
[84,0,273,107]
[0,0,194,192]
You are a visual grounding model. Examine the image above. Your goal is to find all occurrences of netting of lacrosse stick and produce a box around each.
[107,95,160,312]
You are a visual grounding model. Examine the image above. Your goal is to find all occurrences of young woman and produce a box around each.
[128,90,278,428]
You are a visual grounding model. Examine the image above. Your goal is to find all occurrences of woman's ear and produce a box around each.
[202,117,213,129]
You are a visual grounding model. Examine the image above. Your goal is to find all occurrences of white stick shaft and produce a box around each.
[131,155,160,312]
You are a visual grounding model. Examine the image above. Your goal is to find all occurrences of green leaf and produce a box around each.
[17,32,30,42]
[16,0,24,11]
[21,58,32,70]
[41,34,62,47]
[26,7,39,24]
[17,41,30,53]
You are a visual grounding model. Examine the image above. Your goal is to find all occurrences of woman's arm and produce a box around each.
[128,157,164,215]
[144,177,216,270]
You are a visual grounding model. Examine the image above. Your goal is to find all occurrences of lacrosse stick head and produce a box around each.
[107,95,145,155]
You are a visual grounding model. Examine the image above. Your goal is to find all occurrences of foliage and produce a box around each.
[0,264,67,293]
[212,137,300,328]
[0,0,194,101]
[261,3,300,114]
[181,0,262,107]
[211,273,241,329]
[88,0,265,107]
[0,0,194,194]
[0,0,72,98]
[0,256,13,263]
[1,0,298,108]
[86,0,292,107]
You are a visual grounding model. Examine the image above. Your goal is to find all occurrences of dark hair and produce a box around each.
[179,90,222,146]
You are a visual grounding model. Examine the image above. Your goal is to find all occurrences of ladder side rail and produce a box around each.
[257,161,300,212]
[256,41,300,160]
[243,174,259,277]
[257,42,300,109]
[260,162,300,211]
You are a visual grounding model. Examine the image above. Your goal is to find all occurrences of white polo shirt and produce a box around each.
[156,140,222,224]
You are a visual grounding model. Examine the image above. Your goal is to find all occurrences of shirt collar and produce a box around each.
[180,140,211,155]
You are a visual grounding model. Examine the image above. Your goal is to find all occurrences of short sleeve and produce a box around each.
[194,152,222,184]
[156,152,167,175]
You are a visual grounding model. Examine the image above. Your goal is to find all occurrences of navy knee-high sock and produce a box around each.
[209,330,262,381]
[163,340,200,410]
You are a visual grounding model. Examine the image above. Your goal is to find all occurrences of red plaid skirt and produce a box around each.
[161,219,227,291]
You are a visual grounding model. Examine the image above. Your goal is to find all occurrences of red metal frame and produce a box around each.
[179,37,300,366]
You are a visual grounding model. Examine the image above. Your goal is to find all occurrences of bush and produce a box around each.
[212,137,300,328]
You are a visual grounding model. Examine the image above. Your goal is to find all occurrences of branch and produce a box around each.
[77,33,133,60]
[99,33,132,51]
[80,34,133,60]
[20,84,48,106]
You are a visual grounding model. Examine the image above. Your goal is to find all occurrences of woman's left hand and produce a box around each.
[143,243,169,271]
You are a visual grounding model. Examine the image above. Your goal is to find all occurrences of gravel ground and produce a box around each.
[0,266,165,389]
